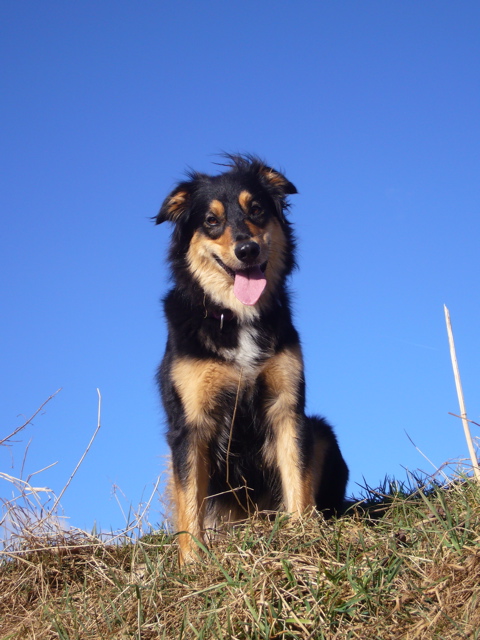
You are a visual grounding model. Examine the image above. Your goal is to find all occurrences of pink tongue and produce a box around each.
[233,266,267,306]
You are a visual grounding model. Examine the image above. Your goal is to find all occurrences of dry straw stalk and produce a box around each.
[444,305,480,482]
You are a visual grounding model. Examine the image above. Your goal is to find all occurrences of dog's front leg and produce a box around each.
[261,346,315,516]
[170,357,240,564]
[170,437,209,565]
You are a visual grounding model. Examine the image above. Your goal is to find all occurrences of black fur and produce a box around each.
[156,155,348,561]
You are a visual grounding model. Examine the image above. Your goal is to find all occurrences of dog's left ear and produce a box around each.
[156,182,193,225]
[257,165,297,221]
[259,166,298,196]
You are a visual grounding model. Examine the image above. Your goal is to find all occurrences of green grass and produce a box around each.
[1,476,480,639]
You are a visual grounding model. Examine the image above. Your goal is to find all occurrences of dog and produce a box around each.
[156,155,348,563]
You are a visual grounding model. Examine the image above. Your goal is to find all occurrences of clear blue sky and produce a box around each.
[1,1,479,533]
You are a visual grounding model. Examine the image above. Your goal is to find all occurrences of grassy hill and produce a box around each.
[1,476,479,639]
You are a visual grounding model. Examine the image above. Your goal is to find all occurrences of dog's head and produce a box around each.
[157,155,297,317]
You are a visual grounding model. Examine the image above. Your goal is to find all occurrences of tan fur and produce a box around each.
[170,357,244,562]
[165,190,189,220]
[186,219,287,322]
[261,168,290,189]
[245,220,262,237]
[210,225,233,251]
[171,356,241,438]
[238,189,252,212]
[209,199,225,220]
[170,346,318,562]
[186,230,260,321]
[260,346,315,514]
[172,441,209,562]
[171,348,312,558]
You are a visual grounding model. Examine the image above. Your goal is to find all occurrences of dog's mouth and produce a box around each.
[214,257,267,306]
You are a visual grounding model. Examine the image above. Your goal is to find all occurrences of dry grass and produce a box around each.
[1,476,480,639]
[2,386,480,638]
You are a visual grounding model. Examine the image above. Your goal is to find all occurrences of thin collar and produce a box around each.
[203,306,235,330]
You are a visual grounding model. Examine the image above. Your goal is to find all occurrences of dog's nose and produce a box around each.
[235,240,260,263]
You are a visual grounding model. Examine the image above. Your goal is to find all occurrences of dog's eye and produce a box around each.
[205,214,220,226]
[249,204,264,220]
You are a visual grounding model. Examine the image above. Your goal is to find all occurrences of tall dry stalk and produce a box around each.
[49,389,102,514]
[444,305,480,482]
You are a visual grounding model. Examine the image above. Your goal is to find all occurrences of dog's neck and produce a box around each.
[203,299,236,329]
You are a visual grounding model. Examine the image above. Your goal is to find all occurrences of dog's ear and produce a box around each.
[259,166,298,196]
[256,164,297,222]
[156,182,193,225]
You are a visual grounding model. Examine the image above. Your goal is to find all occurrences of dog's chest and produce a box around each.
[218,325,271,377]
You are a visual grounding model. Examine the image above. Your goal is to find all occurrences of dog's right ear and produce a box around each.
[156,182,193,225]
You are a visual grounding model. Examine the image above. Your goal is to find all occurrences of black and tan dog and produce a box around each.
[156,155,348,563]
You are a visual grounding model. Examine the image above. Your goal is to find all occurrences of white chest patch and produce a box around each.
[220,325,265,378]
[235,326,262,371]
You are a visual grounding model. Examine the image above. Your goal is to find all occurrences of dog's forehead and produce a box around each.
[200,173,262,209]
